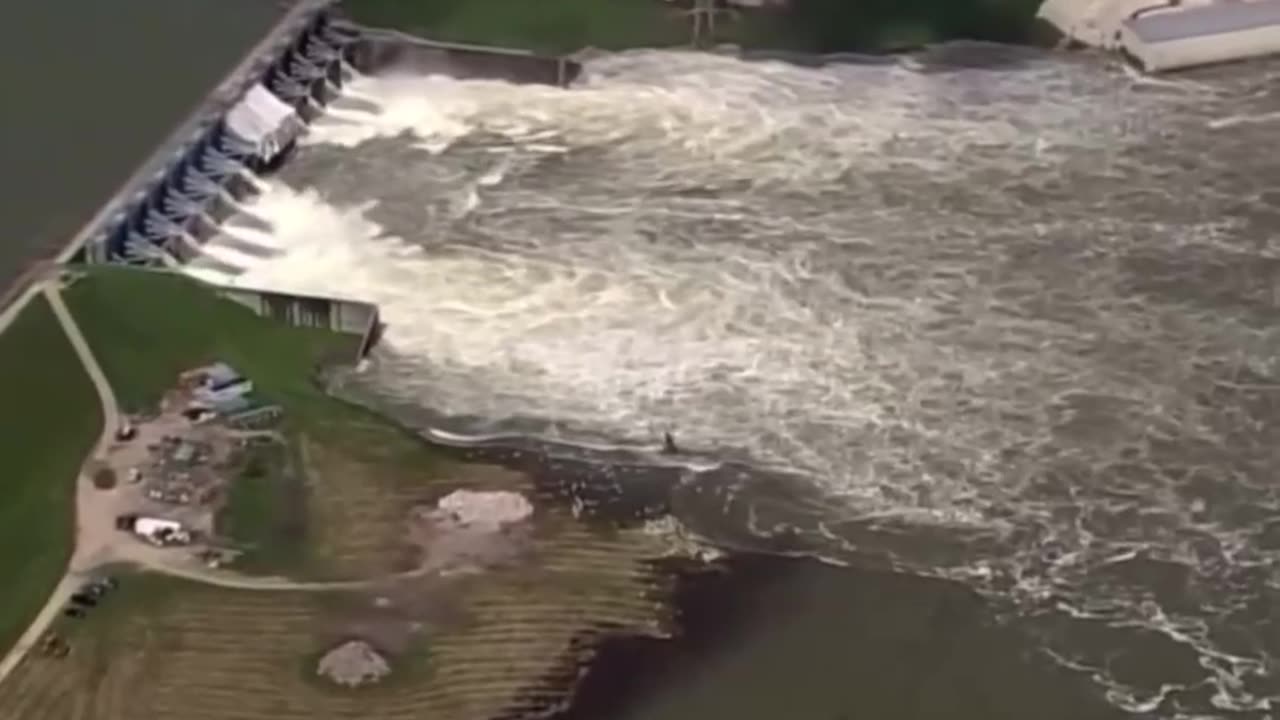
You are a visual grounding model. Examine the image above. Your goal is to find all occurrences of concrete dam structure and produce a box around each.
[84,5,579,279]
[95,8,359,269]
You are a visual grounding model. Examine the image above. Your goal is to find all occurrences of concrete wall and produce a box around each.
[216,285,381,359]
[349,29,582,86]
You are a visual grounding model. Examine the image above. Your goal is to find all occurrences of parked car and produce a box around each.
[63,607,85,619]
[70,593,98,608]
[81,583,109,600]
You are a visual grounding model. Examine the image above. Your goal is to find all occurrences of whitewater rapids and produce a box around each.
[189,45,1280,717]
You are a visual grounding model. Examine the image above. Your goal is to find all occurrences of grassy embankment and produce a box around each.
[0,296,100,657]
[342,0,1047,55]
[0,267,679,720]
[62,266,433,578]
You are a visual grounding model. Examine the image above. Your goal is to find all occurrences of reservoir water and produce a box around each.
[193,45,1280,719]
[0,0,284,289]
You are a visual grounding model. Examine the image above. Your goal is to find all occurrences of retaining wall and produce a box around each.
[349,29,583,86]
[216,285,381,360]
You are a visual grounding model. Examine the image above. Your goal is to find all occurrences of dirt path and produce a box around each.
[124,555,423,592]
[0,282,121,686]
[0,281,444,688]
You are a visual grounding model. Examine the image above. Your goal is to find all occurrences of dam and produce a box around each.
[3,3,1279,716]
[61,0,1280,289]
[72,1,578,282]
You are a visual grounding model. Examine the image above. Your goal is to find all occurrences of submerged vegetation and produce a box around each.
[0,296,99,657]
[342,0,1048,54]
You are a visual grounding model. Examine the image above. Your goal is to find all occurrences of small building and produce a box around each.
[193,361,244,390]
[194,379,254,406]
[209,394,254,416]
[223,83,306,168]
[1119,0,1280,71]
[205,363,244,391]
[1039,0,1280,71]
[183,361,244,390]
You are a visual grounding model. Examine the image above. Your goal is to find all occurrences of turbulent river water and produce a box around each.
[189,44,1280,718]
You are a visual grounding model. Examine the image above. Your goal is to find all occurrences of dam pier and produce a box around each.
[0,0,580,335]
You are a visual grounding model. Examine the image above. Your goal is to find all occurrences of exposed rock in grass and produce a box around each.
[316,639,391,688]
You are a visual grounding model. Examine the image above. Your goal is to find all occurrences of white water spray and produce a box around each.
[191,48,1280,715]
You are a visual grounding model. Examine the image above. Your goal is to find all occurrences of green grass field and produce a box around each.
[219,440,308,575]
[62,266,441,579]
[0,296,100,657]
[62,268,352,416]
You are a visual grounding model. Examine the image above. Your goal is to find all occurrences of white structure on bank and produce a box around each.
[223,84,306,164]
[436,490,533,533]
[1038,0,1280,71]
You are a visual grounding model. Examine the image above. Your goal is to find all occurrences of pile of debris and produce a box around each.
[316,640,392,688]
[435,490,533,533]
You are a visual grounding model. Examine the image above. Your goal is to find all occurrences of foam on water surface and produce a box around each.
[189,47,1280,715]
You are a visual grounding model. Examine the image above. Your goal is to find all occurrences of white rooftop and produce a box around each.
[1125,0,1280,42]
[223,84,302,160]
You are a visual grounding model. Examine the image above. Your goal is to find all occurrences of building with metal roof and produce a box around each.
[1119,0,1280,71]
[1038,0,1280,71]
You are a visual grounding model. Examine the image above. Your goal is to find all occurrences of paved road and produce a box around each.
[44,285,121,442]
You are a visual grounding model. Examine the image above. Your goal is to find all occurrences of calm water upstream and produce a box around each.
[0,0,284,289]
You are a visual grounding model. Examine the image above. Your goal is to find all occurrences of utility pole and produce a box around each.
[674,0,730,48]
